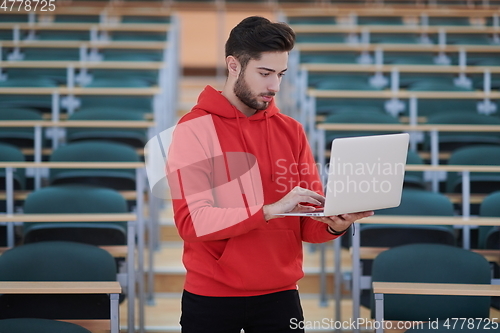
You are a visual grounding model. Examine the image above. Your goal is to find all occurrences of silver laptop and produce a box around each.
[276,133,409,217]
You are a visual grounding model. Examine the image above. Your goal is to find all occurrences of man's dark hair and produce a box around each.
[225,16,295,71]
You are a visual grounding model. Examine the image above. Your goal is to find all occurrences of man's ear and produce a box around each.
[226,56,240,78]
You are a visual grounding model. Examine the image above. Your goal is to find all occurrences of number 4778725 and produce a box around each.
[1,0,56,12]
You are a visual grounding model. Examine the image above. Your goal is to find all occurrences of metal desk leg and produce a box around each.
[352,223,361,333]
[127,221,136,333]
[374,293,384,333]
[319,242,327,307]
[5,167,14,248]
[136,168,146,333]
[461,171,471,250]
[110,293,120,333]
[333,238,342,332]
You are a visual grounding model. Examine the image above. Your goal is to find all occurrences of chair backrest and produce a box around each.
[22,185,128,245]
[478,191,500,249]
[0,108,44,148]
[324,111,401,146]
[371,243,491,321]
[405,150,425,189]
[446,145,500,193]
[0,241,116,281]
[0,318,92,333]
[66,109,148,147]
[0,241,117,320]
[360,189,456,247]
[0,142,25,191]
[425,112,500,152]
[49,140,140,190]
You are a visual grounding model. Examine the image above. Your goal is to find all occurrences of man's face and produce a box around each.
[233,52,288,112]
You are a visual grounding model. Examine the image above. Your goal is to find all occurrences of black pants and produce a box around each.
[180,289,305,333]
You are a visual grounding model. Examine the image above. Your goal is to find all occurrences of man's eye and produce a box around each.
[278,73,285,78]
[260,72,270,77]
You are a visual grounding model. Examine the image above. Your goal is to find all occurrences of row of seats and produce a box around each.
[300,50,500,66]
[310,72,499,92]
[0,108,150,149]
[0,6,178,333]
[290,8,500,317]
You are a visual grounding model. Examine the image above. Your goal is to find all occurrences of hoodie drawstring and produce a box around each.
[234,107,249,153]
[233,107,275,182]
[265,111,275,182]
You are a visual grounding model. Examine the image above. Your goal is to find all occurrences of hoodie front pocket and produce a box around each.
[213,229,303,291]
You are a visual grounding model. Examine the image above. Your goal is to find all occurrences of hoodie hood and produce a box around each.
[193,85,279,181]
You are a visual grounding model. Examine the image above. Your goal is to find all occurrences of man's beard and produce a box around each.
[234,73,274,111]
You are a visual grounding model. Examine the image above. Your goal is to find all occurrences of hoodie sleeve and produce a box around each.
[295,127,341,244]
[166,113,266,243]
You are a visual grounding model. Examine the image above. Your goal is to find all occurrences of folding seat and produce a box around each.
[370,244,491,325]
[0,108,44,149]
[0,241,118,321]
[48,141,141,191]
[424,112,500,152]
[446,145,500,195]
[0,318,91,333]
[323,110,401,147]
[67,109,149,148]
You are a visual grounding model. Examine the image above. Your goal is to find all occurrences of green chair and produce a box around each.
[370,189,457,246]
[478,191,500,249]
[83,77,152,88]
[49,141,140,191]
[323,111,401,148]
[404,150,426,189]
[354,189,457,250]
[23,185,128,246]
[7,68,67,86]
[447,34,492,45]
[0,77,57,87]
[371,33,423,44]
[0,241,117,320]
[121,16,171,24]
[416,99,478,117]
[300,51,360,64]
[0,14,28,22]
[101,49,164,61]
[36,31,90,41]
[287,16,336,25]
[54,15,100,23]
[67,109,148,148]
[316,98,389,117]
[296,33,346,43]
[428,17,471,26]
[111,31,167,41]
[358,16,403,25]
[0,108,44,148]
[385,53,438,65]
[446,145,500,194]
[370,243,491,322]
[354,189,457,309]
[20,48,80,61]
[0,142,26,191]
[89,69,159,86]
[408,77,474,91]
[478,191,500,309]
[79,97,153,113]
[0,318,91,333]
[314,74,380,90]
[424,112,500,152]
[0,143,25,246]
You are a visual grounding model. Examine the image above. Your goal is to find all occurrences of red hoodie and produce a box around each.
[166,86,340,297]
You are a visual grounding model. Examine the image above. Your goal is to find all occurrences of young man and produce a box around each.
[166,16,373,333]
